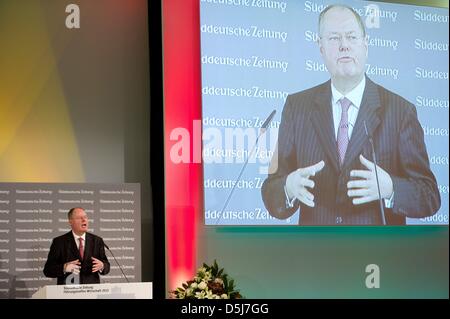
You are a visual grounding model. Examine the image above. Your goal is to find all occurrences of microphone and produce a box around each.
[363,121,386,225]
[215,110,276,225]
[260,110,276,133]
[103,242,130,283]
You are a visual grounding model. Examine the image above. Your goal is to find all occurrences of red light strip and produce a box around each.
[162,0,202,294]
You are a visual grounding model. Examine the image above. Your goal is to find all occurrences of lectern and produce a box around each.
[32,282,152,299]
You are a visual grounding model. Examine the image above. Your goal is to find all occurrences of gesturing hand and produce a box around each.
[285,160,325,207]
[91,257,104,273]
[347,155,393,205]
[64,259,81,274]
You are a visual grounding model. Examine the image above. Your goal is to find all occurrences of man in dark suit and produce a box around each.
[261,4,440,225]
[44,207,110,284]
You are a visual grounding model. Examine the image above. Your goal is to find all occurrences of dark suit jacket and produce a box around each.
[261,76,440,225]
[43,231,110,284]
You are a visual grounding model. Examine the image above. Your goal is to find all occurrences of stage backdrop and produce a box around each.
[0,0,151,297]
[0,183,141,299]
[200,0,449,225]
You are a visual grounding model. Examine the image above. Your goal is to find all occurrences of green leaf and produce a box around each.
[223,276,229,288]
[228,279,235,290]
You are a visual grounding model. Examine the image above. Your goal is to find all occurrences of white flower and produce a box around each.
[185,288,193,297]
[190,282,198,289]
[215,295,221,299]
[196,268,213,282]
[197,270,212,281]
[197,267,208,278]
[206,290,214,299]
[213,278,224,285]
[203,272,212,281]
[195,291,206,299]
[221,294,229,299]
[198,267,207,274]
[198,281,208,290]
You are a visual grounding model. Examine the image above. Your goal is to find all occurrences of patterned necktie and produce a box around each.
[337,97,351,165]
[79,237,84,260]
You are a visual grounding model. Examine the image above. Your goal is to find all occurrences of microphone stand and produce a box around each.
[364,121,386,225]
[214,110,276,225]
[104,243,130,283]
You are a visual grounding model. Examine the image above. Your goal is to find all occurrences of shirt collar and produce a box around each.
[331,76,366,109]
[72,231,86,242]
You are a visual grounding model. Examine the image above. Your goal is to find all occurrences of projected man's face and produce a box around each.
[319,7,368,86]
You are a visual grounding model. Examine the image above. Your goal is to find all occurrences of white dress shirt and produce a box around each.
[72,231,86,250]
[331,76,365,140]
[63,232,86,274]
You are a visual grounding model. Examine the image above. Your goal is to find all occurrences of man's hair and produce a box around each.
[318,4,366,37]
[68,207,84,219]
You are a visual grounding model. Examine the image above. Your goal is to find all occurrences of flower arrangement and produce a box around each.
[170,260,243,299]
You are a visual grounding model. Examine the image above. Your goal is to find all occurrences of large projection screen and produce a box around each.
[200,0,449,225]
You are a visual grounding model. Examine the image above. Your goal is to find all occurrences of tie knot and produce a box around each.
[339,97,352,112]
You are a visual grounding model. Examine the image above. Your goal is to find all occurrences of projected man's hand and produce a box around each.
[285,160,325,207]
[347,155,393,204]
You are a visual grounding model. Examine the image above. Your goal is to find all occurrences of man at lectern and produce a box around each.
[44,207,110,284]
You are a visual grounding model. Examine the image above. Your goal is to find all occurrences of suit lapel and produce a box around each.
[66,232,81,260]
[311,81,340,173]
[84,233,93,263]
[342,78,382,170]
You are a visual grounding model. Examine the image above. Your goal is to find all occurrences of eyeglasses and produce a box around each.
[71,216,88,220]
[321,34,364,45]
